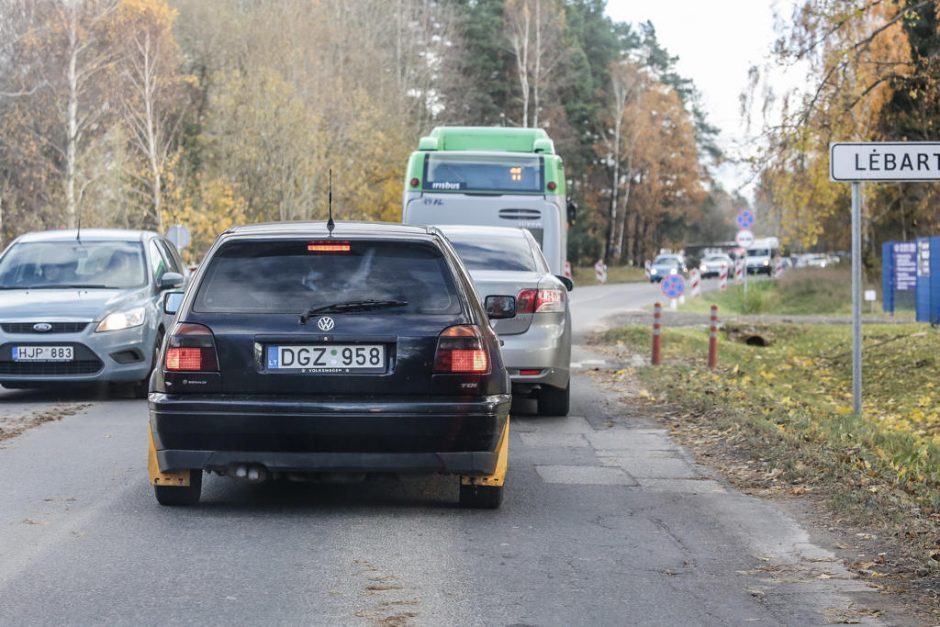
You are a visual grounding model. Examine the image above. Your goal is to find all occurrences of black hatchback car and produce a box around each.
[147,222,511,508]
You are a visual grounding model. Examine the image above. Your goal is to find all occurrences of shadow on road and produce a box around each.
[0,383,141,404]
[189,473,466,513]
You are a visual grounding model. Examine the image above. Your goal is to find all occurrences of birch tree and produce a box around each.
[1,0,121,229]
[56,0,121,228]
[117,0,185,231]
[504,0,566,127]
[604,61,644,262]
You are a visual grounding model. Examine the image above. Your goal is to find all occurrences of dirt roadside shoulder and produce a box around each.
[0,402,90,445]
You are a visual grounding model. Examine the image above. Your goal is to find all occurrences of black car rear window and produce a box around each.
[193,239,462,314]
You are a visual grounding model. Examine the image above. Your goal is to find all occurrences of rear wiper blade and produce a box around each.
[300,299,408,324]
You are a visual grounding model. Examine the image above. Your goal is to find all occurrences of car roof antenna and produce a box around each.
[76,204,82,242]
[326,168,335,236]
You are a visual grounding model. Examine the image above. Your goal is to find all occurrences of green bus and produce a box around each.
[402,126,572,275]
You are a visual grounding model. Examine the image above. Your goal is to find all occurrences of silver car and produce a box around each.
[648,254,687,282]
[698,253,733,278]
[439,225,572,416]
[0,229,187,396]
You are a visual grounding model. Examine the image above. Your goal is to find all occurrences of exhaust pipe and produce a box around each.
[231,464,268,482]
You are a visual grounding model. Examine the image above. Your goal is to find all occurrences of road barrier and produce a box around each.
[708,305,719,370]
[652,302,662,365]
[689,269,701,297]
[719,264,729,291]
[773,257,784,279]
[734,258,745,284]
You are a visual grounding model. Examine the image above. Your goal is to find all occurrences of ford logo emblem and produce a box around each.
[33,323,53,333]
[316,316,335,332]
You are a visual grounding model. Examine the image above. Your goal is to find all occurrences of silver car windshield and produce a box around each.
[0,241,147,289]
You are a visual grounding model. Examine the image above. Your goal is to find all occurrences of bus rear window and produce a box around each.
[423,154,543,193]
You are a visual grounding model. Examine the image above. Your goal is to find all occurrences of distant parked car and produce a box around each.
[439,225,572,416]
[0,229,188,397]
[698,253,733,278]
[804,254,830,268]
[648,254,687,283]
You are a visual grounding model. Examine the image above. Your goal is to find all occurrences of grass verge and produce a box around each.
[598,321,940,573]
[572,264,647,286]
[682,267,888,316]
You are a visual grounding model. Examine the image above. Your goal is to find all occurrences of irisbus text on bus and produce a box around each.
[402,126,574,275]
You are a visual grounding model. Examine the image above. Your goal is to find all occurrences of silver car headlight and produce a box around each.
[96,306,146,332]
[650,268,658,275]
[699,263,707,272]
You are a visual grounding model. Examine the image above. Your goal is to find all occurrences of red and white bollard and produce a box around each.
[773,257,784,279]
[719,264,729,291]
[708,305,718,370]
[689,269,701,298]
[644,259,651,281]
[734,258,745,285]
[652,302,662,366]
[564,260,573,281]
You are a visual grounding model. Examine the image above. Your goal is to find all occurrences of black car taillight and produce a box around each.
[433,325,490,374]
[164,323,219,372]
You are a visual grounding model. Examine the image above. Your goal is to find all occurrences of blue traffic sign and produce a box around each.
[736,210,755,230]
[660,274,686,299]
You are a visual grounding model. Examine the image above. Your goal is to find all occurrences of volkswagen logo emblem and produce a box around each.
[33,323,53,333]
[316,316,335,332]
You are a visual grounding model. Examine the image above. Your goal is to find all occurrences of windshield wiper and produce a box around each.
[9,284,111,289]
[60,284,112,289]
[300,299,408,324]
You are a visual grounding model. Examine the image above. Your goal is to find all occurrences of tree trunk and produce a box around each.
[66,4,79,229]
[141,31,164,232]
[532,0,541,128]
[625,211,637,266]
[612,156,632,262]
[508,1,531,127]
[605,114,622,263]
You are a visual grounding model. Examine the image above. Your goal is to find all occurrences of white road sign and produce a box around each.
[830,142,940,181]
[735,229,755,248]
[166,224,191,250]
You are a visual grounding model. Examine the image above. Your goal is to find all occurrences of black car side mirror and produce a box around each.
[158,272,184,290]
[485,295,516,319]
[555,275,574,291]
[163,291,184,315]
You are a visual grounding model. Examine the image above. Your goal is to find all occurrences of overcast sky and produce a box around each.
[605,0,797,194]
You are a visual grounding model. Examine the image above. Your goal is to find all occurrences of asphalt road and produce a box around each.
[0,279,890,626]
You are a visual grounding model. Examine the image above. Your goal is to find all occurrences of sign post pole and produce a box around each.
[830,141,940,417]
[851,182,862,416]
[735,229,755,298]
